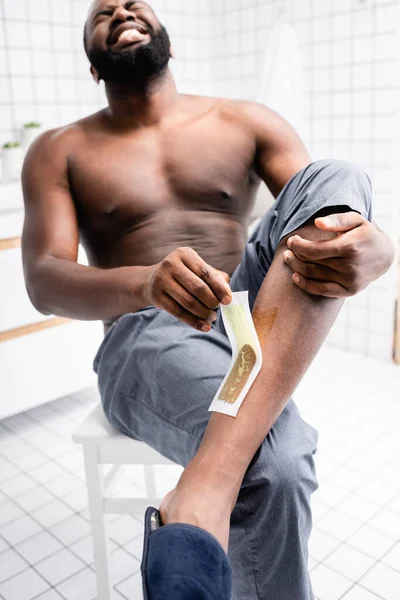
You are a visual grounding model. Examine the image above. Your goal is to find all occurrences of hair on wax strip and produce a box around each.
[209,291,262,417]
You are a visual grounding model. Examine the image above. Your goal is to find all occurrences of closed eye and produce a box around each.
[94,9,113,20]
[96,2,140,18]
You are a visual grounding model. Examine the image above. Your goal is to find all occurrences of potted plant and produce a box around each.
[21,122,43,150]
[1,142,23,181]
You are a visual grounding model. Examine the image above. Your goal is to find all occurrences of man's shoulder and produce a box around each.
[217,98,277,126]
[29,109,105,157]
[179,94,274,130]
[180,94,258,114]
[209,98,295,143]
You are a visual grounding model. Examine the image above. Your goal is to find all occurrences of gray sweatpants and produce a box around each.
[94,159,372,600]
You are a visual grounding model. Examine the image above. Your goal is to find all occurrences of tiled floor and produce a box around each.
[0,345,400,600]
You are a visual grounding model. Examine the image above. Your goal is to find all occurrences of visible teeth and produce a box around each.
[118,29,144,43]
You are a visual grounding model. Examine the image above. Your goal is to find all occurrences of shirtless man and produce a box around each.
[21,2,394,599]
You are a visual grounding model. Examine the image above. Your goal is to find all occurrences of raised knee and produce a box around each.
[270,454,304,495]
[312,159,371,190]
[260,446,318,500]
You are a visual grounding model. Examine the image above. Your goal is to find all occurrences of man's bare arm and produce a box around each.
[22,130,231,328]
[226,101,311,195]
[22,130,152,321]
[234,101,394,292]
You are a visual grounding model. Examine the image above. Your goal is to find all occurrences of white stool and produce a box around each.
[73,404,174,600]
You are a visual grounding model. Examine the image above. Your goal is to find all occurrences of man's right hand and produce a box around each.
[144,247,232,331]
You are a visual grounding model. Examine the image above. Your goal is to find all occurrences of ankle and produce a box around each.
[181,456,241,511]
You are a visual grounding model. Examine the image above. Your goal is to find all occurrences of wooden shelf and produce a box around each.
[0,317,71,343]
[0,237,21,251]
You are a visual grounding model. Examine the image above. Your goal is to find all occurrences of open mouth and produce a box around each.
[110,26,150,49]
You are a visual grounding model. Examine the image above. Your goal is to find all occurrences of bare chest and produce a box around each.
[68,121,259,235]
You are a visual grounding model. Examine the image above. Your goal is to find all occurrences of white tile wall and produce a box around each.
[1,0,399,362]
[208,0,400,362]
[0,0,211,145]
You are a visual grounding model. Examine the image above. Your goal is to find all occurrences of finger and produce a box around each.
[285,248,353,272]
[219,270,231,285]
[287,235,343,261]
[161,292,213,332]
[174,266,221,309]
[314,212,364,233]
[292,273,351,298]
[283,251,346,285]
[204,267,233,305]
[181,251,232,305]
[166,280,217,322]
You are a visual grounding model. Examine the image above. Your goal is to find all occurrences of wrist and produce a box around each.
[135,264,155,307]
[114,265,155,314]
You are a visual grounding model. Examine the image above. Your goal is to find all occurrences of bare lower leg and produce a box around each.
[160,222,343,550]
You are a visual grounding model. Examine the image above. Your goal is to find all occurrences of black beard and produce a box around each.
[88,26,171,84]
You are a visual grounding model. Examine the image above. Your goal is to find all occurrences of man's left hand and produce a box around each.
[283,212,395,298]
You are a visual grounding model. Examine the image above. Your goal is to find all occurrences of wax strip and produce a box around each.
[209,291,262,417]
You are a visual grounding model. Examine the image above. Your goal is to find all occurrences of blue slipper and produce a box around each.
[141,507,232,600]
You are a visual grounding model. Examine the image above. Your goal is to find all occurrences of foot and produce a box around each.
[159,464,237,552]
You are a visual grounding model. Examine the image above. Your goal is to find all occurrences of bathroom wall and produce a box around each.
[209,0,400,362]
[0,0,210,146]
[1,0,399,362]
